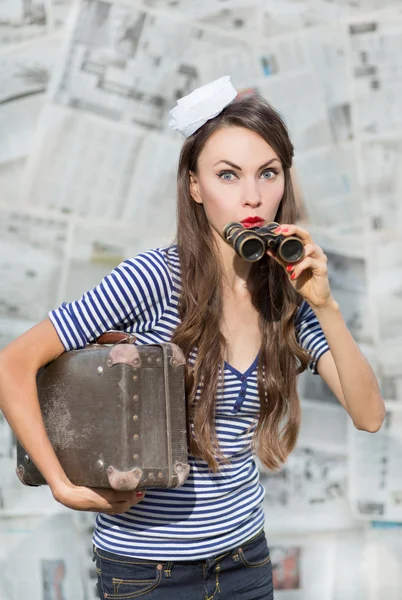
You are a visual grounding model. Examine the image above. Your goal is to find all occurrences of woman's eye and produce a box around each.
[260,169,277,179]
[218,170,236,181]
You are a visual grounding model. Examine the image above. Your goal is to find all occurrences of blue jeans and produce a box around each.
[93,529,274,599]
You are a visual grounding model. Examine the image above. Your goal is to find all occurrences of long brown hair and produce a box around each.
[170,95,311,472]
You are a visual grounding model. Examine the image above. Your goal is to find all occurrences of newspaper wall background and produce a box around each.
[0,0,402,598]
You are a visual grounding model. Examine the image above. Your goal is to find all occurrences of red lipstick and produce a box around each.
[240,217,264,229]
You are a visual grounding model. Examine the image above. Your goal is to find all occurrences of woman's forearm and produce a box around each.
[312,299,385,431]
[0,356,69,495]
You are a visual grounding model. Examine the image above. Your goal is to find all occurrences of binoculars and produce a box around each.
[223,221,304,263]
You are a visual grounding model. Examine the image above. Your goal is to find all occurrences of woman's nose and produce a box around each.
[243,183,262,207]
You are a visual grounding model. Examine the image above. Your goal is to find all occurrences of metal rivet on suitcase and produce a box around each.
[97,367,103,375]
[133,454,139,460]
[133,434,139,440]
[133,395,139,401]
[132,415,138,421]
[96,460,104,470]
[147,357,152,363]
[149,472,155,479]
[24,455,31,465]
[133,375,138,381]
[157,358,161,364]
[158,472,163,479]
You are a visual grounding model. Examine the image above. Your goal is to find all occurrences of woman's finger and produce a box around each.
[274,224,313,246]
[289,256,327,280]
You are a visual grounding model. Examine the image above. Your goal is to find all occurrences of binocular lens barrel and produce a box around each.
[233,232,265,262]
[279,238,304,263]
[223,222,304,263]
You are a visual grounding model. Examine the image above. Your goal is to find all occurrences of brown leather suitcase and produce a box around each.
[16,332,190,491]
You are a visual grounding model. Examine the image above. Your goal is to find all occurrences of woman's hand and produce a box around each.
[267,224,334,309]
[52,478,146,514]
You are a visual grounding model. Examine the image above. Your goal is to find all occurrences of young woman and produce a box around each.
[0,77,385,599]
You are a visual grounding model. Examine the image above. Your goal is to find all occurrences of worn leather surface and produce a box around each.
[16,342,188,490]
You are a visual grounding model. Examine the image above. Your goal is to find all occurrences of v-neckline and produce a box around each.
[224,353,259,379]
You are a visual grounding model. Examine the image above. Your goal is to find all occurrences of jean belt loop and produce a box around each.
[164,561,173,578]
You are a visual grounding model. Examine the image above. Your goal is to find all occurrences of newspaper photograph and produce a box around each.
[0,207,69,322]
[367,526,402,600]
[360,138,402,231]
[305,25,353,143]
[0,95,46,165]
[0,34,59,105]
[265,532,336,600]
[369,232,402,343]
[349,410,402,521]
[349,17,402,135]
[258,73,334,154]
[1,514,83,600]
[48,0,241,130]
[262,0,401,38]
[0,35,62,164]
[376,373,402,403]
[0,316,36,350]
[293,143,362,227]
[0,452,57,516]
[0,0,47,46]
[261,401,356,534]
[142,0,262,22]
[22,103,180,223]
[298,369,339,404]
[72,512,98,600]
[197,1,264,40]
[197,33,307,90]
[23,104,146,216]
[0,410,14,462]
[305,227,373,344]
[331,528,370,600]
[0,158,26,202]
[120,129,180,227]
[61,218,174,304]
[48,0,74,31]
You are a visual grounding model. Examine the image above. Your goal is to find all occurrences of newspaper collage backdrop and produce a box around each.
[1,1,402,599]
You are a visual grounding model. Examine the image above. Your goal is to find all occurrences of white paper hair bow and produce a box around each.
[168,76,238,137]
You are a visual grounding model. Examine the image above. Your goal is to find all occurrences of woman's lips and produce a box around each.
[241,218,264,229]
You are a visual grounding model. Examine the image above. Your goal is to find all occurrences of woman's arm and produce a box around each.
[313,300,385,432]
[268,224,385,433]
[0,319,68,489]
[0,319,144,513]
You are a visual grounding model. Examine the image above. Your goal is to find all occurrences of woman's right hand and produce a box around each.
[52,479,146,514]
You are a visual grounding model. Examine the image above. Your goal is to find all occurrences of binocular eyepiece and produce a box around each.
[223,221,304,263]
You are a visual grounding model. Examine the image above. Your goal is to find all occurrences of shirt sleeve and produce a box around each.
[294,300,330,374]
[48,248,173,351]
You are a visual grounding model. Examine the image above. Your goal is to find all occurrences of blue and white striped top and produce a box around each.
[49,245,329,560]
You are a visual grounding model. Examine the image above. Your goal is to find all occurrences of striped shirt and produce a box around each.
[49,245,329,560]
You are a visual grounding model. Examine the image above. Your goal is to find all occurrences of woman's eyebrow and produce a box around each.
[213,158,281,170]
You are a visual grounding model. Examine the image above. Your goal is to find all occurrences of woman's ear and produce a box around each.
[189,171,202,204]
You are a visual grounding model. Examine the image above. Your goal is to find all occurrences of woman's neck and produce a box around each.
[211,228,253,294]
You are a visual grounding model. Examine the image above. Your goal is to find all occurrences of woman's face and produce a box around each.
[189,126,285,239]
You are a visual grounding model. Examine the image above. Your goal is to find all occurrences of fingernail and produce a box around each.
[136,491,144,497]
[291,272,296,279]
[273,226,281,232]
[286,264,293,272]
[282,227,289,232]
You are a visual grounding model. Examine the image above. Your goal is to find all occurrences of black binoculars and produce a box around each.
[223,221,304,263]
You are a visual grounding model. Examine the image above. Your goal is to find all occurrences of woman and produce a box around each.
[0,77,385,599]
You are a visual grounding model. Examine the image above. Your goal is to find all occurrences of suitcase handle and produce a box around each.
[95,331,137,345]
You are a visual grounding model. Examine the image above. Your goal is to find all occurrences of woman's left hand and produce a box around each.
[266,224,334,309]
